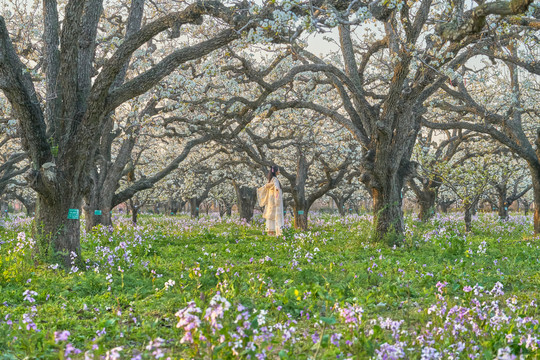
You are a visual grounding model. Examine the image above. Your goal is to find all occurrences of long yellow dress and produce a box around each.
[257,177,284,236]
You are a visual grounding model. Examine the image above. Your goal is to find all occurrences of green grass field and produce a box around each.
[0,212,539,359]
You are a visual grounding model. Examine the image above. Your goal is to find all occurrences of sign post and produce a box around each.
[67,209,79,220]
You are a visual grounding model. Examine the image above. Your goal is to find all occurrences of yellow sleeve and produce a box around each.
[265,181,276,190]
[257,185,269,207]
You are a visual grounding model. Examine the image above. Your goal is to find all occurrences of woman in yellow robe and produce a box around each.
[257,166,284,236]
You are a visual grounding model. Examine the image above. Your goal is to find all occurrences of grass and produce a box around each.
[0,212,539,359]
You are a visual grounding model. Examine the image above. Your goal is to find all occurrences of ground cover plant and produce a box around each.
[0,212,539,359]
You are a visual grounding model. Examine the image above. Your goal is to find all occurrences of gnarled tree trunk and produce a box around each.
[32,172,85,266]
[362,114,419,244]
[372,174,405,244]
[233,183,256,222]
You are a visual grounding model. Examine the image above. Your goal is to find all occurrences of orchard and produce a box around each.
[0,0,539,358]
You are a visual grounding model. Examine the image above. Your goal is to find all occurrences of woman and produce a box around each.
[257,165,284,236]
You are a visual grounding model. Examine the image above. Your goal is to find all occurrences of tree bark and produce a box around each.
[464,206,472,232]
[24,200,36,216]
[291,153,310,231]
[496,185,509,220]
[34,188,83,266]
[410,178,440,222]
[520,199,530,215]
[233,182,256,222]
[470,197,479,216]
[132,207,139,224]
[372,175,404,244]
[439,199,455,213]
[84,188,113,231]
[128,198,139,224]
[329,193,352,217]
[190,197,202,218]
[337,199,346,216]
[418,191,437,222]
[293,201,309,231]
[10,192,36,216]
[169,199,177,215]
[532,167,540,234]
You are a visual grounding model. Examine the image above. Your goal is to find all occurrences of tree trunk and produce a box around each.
[84,194,113,232]
[496,186,509,220]
[329,195,346,216]
[132,208,138,224]
[13,194,36,216]
[234,183,256,222]
[470,198,479,216]
[0,200,8,216]
[25,201,36,217]
[464,206,472,232]
[338,201,346,216]
[439,200,453,213]
[34,192,83,267]
[190,197,201,218]
[291,153,310,230]
[218,202,226,217]
[168,198,179,215]
[293,202,309,231]
[129,198,139,224]
[532,170,540,234]
[418,188,437,222]
[372,176,404,245]
[337,198,346,216]
[522,200,530,215]
[497,201,509,220]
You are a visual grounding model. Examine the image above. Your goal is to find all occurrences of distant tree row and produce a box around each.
[0,0,537,264]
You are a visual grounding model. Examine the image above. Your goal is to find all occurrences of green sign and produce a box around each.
[67,209,79,219]
[298,210,304,215]
[94,210,102,215]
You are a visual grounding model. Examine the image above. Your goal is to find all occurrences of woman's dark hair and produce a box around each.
[267,165,279,182]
